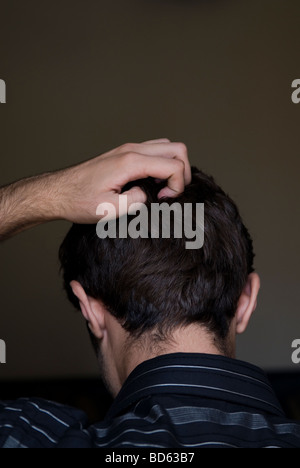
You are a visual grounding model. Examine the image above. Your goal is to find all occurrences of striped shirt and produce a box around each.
[0,353,300,448]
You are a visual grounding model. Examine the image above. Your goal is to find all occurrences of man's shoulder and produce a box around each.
[88,396,300,448]
[0,397,91,448]
[1,394,300,448]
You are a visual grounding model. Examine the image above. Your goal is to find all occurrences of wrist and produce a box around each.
[8,172,65,223]
[34,170,70,222]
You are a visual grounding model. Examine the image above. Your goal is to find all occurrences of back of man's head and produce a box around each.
[59,167,254,353]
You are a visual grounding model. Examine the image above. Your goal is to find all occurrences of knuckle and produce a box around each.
[122,151,138,165]
[176,142,188,158]
[119,142,136,153]
[174,157,185,170]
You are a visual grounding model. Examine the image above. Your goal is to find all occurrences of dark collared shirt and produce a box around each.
[1,353,300,448]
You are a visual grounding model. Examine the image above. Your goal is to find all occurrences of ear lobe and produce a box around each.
[236,273,260,335]
[70,280,106,339]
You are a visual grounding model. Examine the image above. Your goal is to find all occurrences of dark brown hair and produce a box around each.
[59,167,254,345]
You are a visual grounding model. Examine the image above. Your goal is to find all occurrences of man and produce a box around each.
[0,139,299,448]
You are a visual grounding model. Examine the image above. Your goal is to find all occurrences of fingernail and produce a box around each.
[157,187,178,199]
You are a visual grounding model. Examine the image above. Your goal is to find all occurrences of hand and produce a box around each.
[56,138,191,223]
[0,139,191,240]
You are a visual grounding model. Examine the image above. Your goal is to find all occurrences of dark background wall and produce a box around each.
[0,0,300,381]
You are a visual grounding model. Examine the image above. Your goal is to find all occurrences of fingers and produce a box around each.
[142,138,171,144]
[98,187,147,220]
[119,141,192,186]
[142,142,191,185]
[119,187,147,216]
[120,153,187,198]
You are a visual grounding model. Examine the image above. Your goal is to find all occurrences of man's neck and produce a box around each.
[119,325,231,391]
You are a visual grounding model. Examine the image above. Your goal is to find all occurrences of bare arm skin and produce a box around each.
[0,139,191,241]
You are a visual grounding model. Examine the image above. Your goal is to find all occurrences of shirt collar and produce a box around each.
[107,353,284,419]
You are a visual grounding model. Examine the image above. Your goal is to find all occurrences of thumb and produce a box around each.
[123,186,147,205]
[121,187,147,217]
[115,187,147,218]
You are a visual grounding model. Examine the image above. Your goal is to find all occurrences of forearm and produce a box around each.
[0,140,191,241]
[0,172,63,241]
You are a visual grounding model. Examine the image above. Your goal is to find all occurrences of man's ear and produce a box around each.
[236,273,261,335]
[70,281,106,339]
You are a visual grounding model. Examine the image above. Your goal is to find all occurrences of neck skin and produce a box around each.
[71,273,260,398]
[102,314,234,398]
